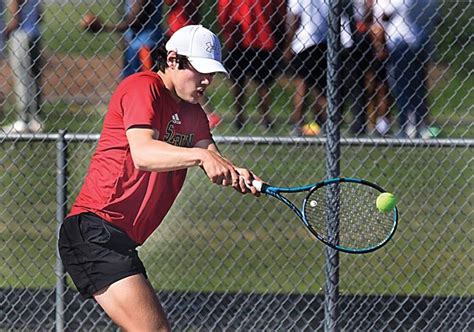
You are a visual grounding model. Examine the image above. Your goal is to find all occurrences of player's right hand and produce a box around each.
[80,13,102,33]
[200,150,240,187]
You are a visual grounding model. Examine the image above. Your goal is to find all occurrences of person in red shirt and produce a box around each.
[165,0,200,36]
[164,0,222,129]
[58,25,261,331]
[217,0,286,130]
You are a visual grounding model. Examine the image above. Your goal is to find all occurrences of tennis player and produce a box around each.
[58,25,261,331]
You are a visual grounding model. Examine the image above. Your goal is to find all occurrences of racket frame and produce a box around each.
[256,177,399,254]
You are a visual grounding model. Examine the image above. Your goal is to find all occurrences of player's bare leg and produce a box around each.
[94,274,171,331]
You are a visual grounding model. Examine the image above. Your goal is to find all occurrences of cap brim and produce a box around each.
[188,57,229,76]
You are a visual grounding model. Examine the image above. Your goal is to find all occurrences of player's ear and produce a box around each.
[166,51,178,69]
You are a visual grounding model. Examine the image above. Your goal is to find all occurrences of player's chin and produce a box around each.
[186,92,201,104]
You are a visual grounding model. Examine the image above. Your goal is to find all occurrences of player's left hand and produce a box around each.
[234,168,261,196]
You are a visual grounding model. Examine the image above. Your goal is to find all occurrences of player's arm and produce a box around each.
[126,128,240,186]
[195,139,260,196]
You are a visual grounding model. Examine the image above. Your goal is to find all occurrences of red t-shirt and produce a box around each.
[69,72,212,244]
[165,0,200,36]
[217,0,286,51]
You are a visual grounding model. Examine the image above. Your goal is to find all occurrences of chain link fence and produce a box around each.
[1,0,472,331]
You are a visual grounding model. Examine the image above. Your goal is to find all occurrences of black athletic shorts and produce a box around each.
[58,213,147,299]
[291,43,328,93]
[224,46,281,85]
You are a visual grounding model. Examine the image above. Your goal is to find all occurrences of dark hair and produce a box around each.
[156,41,192,72]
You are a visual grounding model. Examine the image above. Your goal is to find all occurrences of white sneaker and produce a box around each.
[2,120,29,133]
[420,126,441,139]
[28,119,44,133]
[405,123,418,139]
[375,117,390,136]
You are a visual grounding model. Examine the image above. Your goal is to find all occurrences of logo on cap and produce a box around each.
[205,42,216,54]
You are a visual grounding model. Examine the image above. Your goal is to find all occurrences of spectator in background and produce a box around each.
[2,0,43,134]
[218,0,286,131]
[285,0,328,136]
[165,0,200,36]
[374,0,440,138]
[341,0,392,137]
[366,2,392,137]
[164,0,222,129]
[81,0,163,78]
[340,0,372,136]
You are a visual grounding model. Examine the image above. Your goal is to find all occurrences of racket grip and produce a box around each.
[242,177,263,192]
[251,180,263,192]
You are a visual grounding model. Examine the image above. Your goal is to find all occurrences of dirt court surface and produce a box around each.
[1,51,122,105]
[1,50,447,106]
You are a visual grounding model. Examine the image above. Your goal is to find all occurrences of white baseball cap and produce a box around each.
[165,25,228,75]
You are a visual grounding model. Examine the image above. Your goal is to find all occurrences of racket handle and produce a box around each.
[250,180,263,192]
[242,177,263,192]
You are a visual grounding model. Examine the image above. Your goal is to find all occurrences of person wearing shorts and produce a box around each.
[59,213,147,299]
[373,0,440,138]
[290,44,328,97]
[58,25,261,331]
[218,0,286,130]
[285,0,328,136]
[224,45,281,106]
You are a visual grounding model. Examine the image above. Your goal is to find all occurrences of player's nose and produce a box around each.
[201,73,214,85]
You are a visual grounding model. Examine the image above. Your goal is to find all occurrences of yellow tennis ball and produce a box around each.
[302,122,321,136]
[376,192,397,212]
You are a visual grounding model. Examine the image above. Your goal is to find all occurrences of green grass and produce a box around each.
[42,1,122,57]
[1,143,472,297]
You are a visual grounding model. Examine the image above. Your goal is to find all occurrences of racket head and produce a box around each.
[302,178,398,254]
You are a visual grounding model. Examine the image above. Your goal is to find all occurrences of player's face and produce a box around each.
[173,60,215,104]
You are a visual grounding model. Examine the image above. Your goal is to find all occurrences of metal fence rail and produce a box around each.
[1,0,472,331]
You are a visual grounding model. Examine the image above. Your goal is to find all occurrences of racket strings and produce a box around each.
[304,182,395,250]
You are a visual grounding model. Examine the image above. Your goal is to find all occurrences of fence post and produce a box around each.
[325,0,343,331]
[55,130,68,332]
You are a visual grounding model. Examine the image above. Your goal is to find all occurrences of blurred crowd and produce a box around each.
[0,0,440,138]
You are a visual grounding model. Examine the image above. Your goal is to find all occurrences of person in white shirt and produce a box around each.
[340,0,373,136]
[341,0,393,136]
[285,0,328,136]
[373,0,439,138]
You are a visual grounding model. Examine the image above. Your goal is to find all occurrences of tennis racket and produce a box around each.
[248,177,398,254]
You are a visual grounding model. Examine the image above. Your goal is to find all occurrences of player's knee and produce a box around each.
[118,312,171,332]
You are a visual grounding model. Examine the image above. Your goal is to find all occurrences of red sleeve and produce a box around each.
[120,76,161,130]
